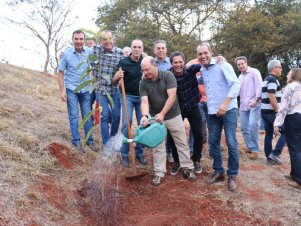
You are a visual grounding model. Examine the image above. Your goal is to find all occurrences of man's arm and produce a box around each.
[58,71,67,102]
[156,87,177,123]
[218,63,240,116]
[140,96,150,126]
[268,93,279,112]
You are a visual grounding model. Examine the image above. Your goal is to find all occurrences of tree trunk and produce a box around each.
[44,46,50,72]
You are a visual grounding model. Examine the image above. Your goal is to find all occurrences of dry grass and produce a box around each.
[0,63,93,224]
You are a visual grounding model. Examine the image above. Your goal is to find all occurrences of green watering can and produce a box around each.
[123,117,167,148]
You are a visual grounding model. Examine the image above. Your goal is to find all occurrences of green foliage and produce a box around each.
[95,0,234,57]
[212,0,301,83]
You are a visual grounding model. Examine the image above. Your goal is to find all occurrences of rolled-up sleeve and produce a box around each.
[220,63,240,99]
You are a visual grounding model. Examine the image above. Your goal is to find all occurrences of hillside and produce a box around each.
[0,63,300,226]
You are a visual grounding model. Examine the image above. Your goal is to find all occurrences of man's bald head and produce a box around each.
[141,56,158,80]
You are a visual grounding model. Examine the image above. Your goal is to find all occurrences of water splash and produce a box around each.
[81,133,125,225]
[102,133,125,161]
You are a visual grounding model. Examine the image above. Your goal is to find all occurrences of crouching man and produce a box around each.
[139,56,196,186]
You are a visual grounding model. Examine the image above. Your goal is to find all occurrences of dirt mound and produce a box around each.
[48,142,81,169]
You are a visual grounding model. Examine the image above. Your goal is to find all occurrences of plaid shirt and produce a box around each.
[93,45,124,94]
[171,65,201,111]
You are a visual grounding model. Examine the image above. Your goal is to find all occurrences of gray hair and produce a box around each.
[267,60,281,73]
[197,43,211,52]
[235,56,248,64]
[131,39,144,48]
[154,39,167,47]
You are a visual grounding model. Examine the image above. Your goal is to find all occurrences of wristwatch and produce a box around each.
[142,114,149,118]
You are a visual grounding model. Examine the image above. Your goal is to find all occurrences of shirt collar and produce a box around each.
[72,46,87,54]
[156,57,169,63]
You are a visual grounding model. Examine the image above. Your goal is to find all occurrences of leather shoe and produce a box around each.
[228,176,237,191]
[249,152,258,160]
[136,155,147,165]
[207,172,225,184]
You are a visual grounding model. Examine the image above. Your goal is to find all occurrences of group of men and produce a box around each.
[58,29,285,192]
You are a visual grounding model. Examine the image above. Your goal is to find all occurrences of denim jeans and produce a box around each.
[240,105,261,152]
[120,94,144,158]
[207,108,239,176]
[96,91,121,144]
[284,113,301,185]
[189,102,208,150]
[261,111,286,158]
[66,88,93,145]
[172,106,203,162]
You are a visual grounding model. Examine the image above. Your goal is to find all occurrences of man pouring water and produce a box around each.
[139,56,196,186]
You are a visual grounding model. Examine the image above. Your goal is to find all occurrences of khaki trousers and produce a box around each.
[153,114,194,177]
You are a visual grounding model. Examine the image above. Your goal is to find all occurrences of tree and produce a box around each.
[211,0,301,80]
[95,0,246,59]
[4,0,72,72]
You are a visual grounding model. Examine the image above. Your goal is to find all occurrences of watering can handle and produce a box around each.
[148,116,156,122]
[140,116,164,128]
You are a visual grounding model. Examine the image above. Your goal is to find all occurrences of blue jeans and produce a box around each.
[240,105,261,152]
[261,111,286,158]
[66,88,93,145]
[189,102,208,150]
[96,92,121,144]
[285,113,301,185]
[120,94,144,158]
[207,108,239,176]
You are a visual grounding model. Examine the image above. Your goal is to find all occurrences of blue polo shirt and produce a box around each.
[201,58,240,114]
[58,46,93,93]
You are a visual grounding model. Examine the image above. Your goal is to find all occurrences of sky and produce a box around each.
[0,0,99,71]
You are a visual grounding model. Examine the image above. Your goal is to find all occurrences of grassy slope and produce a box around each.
[0,63,93,225]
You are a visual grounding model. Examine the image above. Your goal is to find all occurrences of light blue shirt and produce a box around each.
[155,57,171,71]
[201,58,240,114]
[58,46,93,93]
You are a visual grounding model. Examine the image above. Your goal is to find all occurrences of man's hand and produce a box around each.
[216,103,227,117]
[60,91,67,102]
[114,68,124,81]
[216,55,226,64]
[155,113,164,123]
[140,115,149,127]
[274,126,281,137]
[250,99,257,108]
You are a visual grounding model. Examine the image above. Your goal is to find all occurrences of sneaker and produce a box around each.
[121,156,129,167]
[170,162,181,175]
[268,154,283,164]
[151,175,163,186]
[167,153,174,163]
[249,152,258,160]
[87,143,98,152]
[73,143,85,153]
[266,157,276,165]
[182,169,197,181]
[193,161,202,174]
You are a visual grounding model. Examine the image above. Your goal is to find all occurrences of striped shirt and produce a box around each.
[93,45,124,94]
[261,74,282,112]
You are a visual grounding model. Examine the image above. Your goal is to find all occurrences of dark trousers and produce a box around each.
[172,106,203,162]
[261,111,286,158]
[285,113,301,185]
